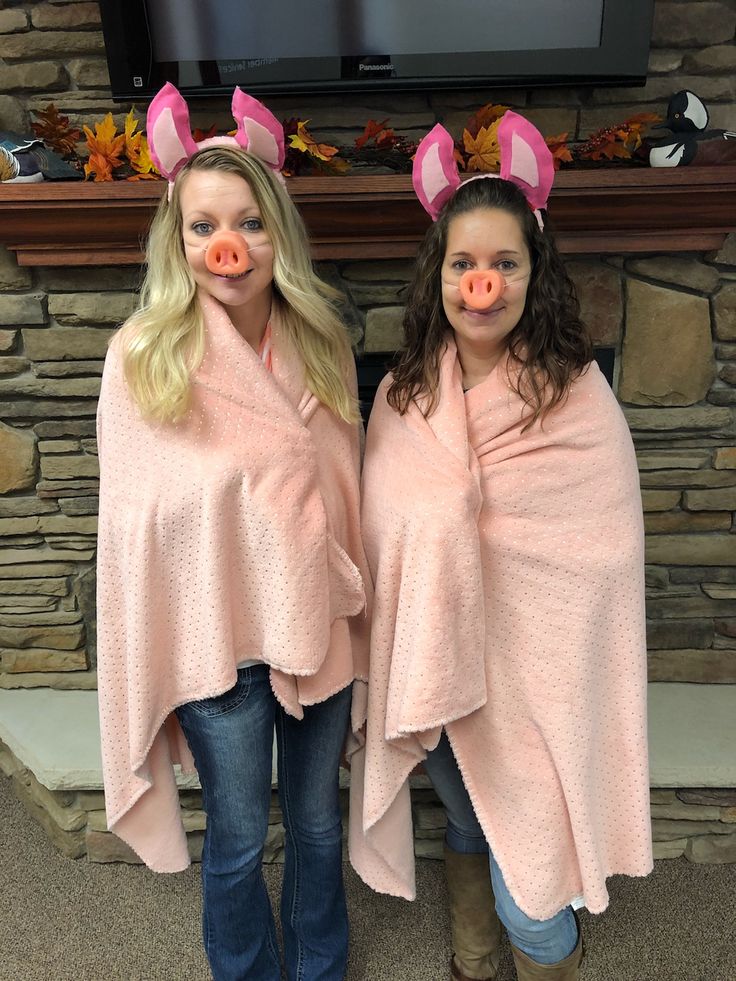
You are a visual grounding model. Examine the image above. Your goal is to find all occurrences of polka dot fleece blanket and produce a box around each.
[348,336,653,919]
[96,291,370,872]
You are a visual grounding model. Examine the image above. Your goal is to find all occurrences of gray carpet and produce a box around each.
[1,774,735,980]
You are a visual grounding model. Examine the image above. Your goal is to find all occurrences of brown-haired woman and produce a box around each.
[349,115,652,981]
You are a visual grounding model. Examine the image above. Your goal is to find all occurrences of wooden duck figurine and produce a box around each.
[649,89,736,166]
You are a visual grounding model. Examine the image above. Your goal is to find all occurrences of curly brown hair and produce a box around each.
[387,177,592,422]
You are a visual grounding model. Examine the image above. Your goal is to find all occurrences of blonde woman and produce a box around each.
[96,84,370,981]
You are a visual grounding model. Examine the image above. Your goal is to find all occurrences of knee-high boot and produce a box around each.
[510,915,583,981]
[444,845,502,981]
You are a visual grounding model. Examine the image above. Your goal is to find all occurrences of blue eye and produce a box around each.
[497,259,518,272]
[242,217,263,231]
[452,259,472,271]
[191,222,212,235]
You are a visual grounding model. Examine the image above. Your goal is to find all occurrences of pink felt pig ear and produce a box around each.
[497,111,554,215]
[412,124,462,221]
[231,88,285,173]
[146,82,200,183]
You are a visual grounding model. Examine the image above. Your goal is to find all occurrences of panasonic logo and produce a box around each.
[359,63,394,72]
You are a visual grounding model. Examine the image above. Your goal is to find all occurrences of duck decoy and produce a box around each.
[648,89,736,167]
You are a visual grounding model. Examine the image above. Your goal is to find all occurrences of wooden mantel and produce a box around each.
[0,166,735,266]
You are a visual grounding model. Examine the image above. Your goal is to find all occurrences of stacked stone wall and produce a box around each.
[3,248,735,692]
[3,738,736,865]
[1,262,140,689]
[1,0,735,861]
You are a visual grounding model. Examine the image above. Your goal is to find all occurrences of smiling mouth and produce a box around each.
[216,269,251,281]
[464,304,502,316]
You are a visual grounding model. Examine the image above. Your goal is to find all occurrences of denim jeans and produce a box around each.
[175,664,351,981]
[423,731,579,965]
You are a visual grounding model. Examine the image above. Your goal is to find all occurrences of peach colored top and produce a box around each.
[257,320,273,373]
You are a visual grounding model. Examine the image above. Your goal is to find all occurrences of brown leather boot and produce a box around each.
[444,845,502,981]
[510,918,583,981]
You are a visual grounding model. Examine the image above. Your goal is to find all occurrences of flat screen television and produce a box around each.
[99,0,655,101]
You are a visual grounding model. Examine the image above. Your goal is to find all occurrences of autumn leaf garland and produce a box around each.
[29,101,661,181]
[453,105,659,172]
[355,119,395,149]
[82,109,157,181]
[576,113,661,162]
[282,118,350,175]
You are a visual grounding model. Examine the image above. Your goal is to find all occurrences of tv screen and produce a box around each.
[99,0,655,101]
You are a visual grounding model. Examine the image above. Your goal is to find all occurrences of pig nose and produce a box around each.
[204,231,250,276]
[459,269,505,310]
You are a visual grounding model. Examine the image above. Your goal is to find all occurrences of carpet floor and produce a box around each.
[1,774,734,980]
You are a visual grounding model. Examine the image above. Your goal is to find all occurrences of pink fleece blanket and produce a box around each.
[97,292,370,872]
[349,337,653,919]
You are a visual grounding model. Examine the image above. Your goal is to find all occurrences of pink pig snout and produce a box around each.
[459,268,505,310]
[204,232,250,276]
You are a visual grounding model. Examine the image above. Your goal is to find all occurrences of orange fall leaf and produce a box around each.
[545,133,573,170]
[84,151,116,182]
[83,113,125,180]
[192,124,218,143]
[375,127,397,147]
[625,112,662,128]
[356,118,390,149]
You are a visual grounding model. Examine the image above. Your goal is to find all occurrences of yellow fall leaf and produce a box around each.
[288,120,339,161]
[463,121,501,172]
[124,108,143,153]
[136,136,156,172]
[126,135,159,179]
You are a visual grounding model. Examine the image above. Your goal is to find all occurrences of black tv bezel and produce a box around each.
[99,0,655,102]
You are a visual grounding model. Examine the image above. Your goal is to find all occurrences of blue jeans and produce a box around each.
[423,731,579,965]
[175,664,351,981]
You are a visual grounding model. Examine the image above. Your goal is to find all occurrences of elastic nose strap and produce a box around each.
[503,272,530,290]
[442,272,530,295]
[202,240,270,253]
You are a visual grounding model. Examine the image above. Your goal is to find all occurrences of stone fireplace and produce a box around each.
[1,0,735,864]
[1,171,736,863]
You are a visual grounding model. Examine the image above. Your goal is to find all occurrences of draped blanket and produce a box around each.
[349,338,652,919]
[97,292,370,872]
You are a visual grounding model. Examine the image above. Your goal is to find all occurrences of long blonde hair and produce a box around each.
[122,146,358,423]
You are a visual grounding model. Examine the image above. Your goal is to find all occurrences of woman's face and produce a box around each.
[441,206,531,362]
[179,168,275,313]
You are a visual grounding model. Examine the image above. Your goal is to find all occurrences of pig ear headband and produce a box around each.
[412,111,555,229]
[146,81,286,200]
